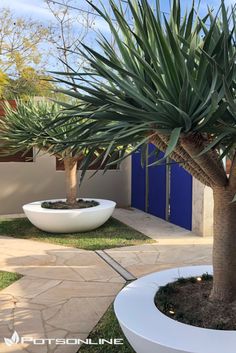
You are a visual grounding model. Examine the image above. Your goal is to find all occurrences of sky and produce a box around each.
[1,0,235,41]
[1,0,235,24]
[1,0,235,72]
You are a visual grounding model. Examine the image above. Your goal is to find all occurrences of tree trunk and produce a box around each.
[63,157,78,205]
[211,186,236,302]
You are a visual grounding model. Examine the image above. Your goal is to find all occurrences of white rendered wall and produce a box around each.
[0,152,131,215]
[192,178,213,237]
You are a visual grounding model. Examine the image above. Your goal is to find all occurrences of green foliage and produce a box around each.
[0,217,153,251]
[0,70,9,96]
[0,98,123,181]
[0,8,49,77]
[0,99,85,158]
[0,98,122,196]
[52,0,236,168]
[0,271,22,290]
[2,68,55,99]
[79,306,135,353]
[0,8,57,99]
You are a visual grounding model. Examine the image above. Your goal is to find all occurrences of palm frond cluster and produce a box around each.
[51,0,236,187]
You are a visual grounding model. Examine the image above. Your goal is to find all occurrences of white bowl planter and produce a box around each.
[23,198,116,233]
[114,265,236,353]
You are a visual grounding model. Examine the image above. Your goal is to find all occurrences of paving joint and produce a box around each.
[95,250,137,282]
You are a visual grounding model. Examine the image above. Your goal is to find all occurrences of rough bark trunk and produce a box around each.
[64,157,78,205]
[211,186,236,302]
[150,134,213,186]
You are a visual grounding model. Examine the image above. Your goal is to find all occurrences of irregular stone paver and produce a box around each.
[0,236,125,353]
[114,208,193,240]
[111,208,213,277]
[0,208,213,352]
[30,281,123,305]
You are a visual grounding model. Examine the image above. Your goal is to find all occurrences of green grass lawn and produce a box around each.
[0,271,22,290]
[79,306,135,353]
[0,217,154,251]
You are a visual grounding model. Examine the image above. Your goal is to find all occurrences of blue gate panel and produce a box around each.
[148,146,166,220]
[169,162,192,230]
[131,150,146,211]
[131,145,193,231]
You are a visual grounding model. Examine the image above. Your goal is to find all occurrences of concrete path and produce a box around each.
[0,236,125,353]
[111,208,213,278]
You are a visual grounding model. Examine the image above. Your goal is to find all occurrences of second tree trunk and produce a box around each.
[64,157,78,206]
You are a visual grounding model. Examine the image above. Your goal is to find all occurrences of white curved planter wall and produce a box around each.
[23,198,116,233]
[114,265,236,353]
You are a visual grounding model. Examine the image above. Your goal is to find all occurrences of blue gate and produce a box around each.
[131,151,146,212]
[131,144,192,230]
[148,146,167,220]
[169,162,192,230]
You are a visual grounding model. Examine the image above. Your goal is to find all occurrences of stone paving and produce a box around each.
[0,208,213,353]
[0,236,125,353]
[110,208,213,277]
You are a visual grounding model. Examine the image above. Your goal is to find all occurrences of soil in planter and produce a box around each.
[41,199,99,210]
[155,273,236,330]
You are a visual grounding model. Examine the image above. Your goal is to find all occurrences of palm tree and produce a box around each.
[52,0,236,303]
[0,100,90,206]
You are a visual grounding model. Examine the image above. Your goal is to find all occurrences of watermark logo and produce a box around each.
[3,331,123,346]
[4,331,20,346]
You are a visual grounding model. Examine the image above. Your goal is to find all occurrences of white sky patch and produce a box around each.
[0,0,55,20]
[0,0,111,33]
[92,18,111,33]
[225,0,236,4]
[200,0,235,9]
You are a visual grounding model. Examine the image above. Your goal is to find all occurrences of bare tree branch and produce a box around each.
[45,0,95,88]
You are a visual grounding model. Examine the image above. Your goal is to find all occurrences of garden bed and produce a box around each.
[155,273,236,330]
[41,199,99,209]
